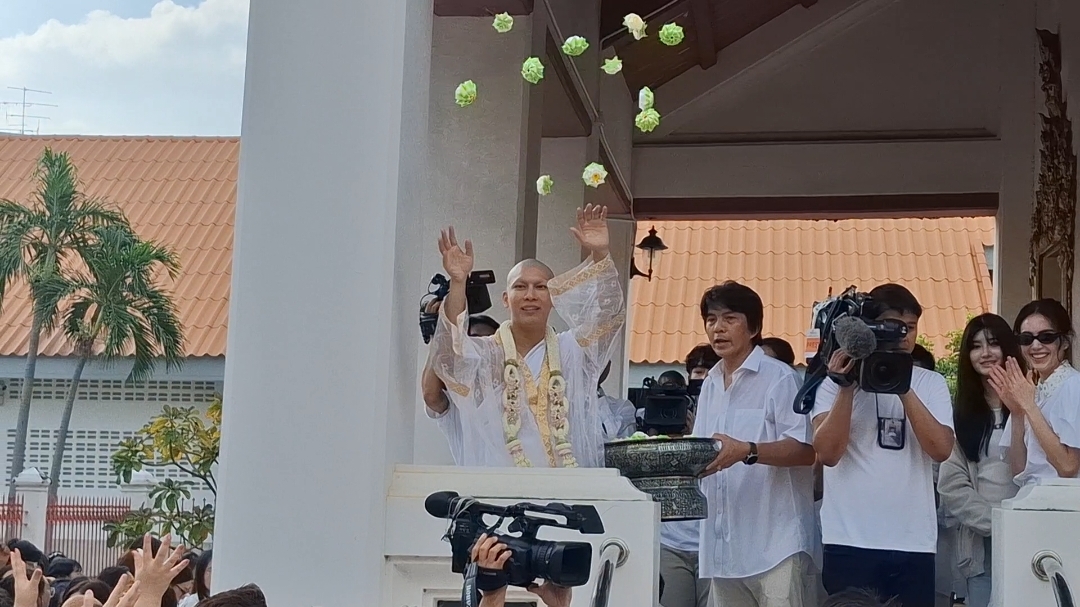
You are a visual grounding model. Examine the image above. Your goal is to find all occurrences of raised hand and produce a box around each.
[570,204,609,260]
[438,227,474,282]
[10,549,43,607]
[102,573,140,607]
[988,357,1036,414]
[133,535,189,605]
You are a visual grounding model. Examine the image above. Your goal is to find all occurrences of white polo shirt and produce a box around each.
[692,346,818,579]
[1001,362,1080,485]
[813,366,953,554]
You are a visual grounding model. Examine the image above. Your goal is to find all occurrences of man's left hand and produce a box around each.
[528,582,571,607]
[701,433,750,477]
[570,204,609,259]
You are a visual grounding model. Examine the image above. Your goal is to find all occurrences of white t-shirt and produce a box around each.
[660,520,700,553]
[813,366,954,553]
[1001,363,1080,485]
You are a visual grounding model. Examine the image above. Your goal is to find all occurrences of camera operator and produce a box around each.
[471,535,571,607]
[693,282,818,607]
[812,284,954,607]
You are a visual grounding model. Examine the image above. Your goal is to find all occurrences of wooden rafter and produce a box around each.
[602,0,687,48]
[687,0,717,69]
[433,0,534,16]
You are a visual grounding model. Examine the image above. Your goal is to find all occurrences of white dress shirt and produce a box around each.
[813,366,954,553]
[692,346,818,579]
[1001,362,1080,485]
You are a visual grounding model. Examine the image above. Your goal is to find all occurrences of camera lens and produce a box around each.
[860,352,913,394]
[533,541,593,587]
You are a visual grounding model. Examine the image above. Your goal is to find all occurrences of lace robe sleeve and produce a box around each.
[426,306,499,408]
[548,255,626,378]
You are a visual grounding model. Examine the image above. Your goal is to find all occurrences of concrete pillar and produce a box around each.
[995,0,1039,323]
[14,468,47,550]
[213,1,432,603]
[412,15,547,464]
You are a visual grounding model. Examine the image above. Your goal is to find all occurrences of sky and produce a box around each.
[0,0,248,136]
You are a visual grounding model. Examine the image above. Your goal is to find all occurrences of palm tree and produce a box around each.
[42,226,185,499]
[0,149,128,499]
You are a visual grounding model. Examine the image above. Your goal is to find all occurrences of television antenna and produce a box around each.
[0,87,57,135]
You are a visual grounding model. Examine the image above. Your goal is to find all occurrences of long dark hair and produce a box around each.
[194,549,213,600]
[955,314,1025,462]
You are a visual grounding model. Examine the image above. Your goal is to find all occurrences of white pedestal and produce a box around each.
[384,465,660,607]
[992,478,1080,606]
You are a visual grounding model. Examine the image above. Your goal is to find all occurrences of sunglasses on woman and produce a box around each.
[1016,331,1062,346]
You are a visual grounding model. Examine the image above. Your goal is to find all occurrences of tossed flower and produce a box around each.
[602,56,623,75]
[623,13,647,40]
[638,86,654,111]
[562,35,589,57]
[492,12,514,33]
[454,80,477,107]
[659,23,685,46]
[536,175,554,195]
[521,57,545,84]
[582,162,608,188]
[635,108,661,133]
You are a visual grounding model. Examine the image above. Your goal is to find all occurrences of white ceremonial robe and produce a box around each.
[427,255,626,468]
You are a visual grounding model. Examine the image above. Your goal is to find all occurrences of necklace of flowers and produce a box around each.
[497,323,577,468]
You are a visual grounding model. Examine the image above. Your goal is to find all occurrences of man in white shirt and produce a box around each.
[426,204,625,468]
[812,284,955,607]
[597,362,638,442]
[693,281,819,607]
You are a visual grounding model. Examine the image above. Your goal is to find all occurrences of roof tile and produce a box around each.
[0,136,238,358]
[629,218,997,364]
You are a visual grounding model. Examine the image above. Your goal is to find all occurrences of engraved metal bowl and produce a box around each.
[604,437,719,521]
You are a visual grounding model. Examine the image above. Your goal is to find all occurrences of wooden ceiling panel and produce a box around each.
[713,0,801,47]
[434,0,534,16]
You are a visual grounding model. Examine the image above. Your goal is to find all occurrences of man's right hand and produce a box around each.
[826,350,857,391]
[438,227,474,282]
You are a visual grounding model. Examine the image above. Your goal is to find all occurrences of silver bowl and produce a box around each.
[604,437,719,521]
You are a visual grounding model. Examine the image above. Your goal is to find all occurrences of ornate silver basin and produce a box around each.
[604,437,719,521]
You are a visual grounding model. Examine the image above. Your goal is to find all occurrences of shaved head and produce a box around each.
[507,259,554,285]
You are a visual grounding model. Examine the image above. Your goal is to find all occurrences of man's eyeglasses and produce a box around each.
[1017,331,1062,346]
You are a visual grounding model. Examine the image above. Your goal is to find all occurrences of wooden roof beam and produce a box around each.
[434,0,534,16]
[602,0,687,49]
[688,0,717,69]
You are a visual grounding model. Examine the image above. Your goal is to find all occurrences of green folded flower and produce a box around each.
[582,162,608,188]
[638,86,654,111]
[659,23,685,46]
[492,12,513,33]
[635,108,661,133]
[602,56,623,75]
[562,35,589,57]
[521,57,545,84]
[454,80,477,107]
[536,175,554,195]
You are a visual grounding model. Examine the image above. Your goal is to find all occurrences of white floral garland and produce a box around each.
[498,323,577,468]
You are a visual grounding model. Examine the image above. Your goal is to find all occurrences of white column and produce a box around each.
[995,0,1038,322]
[14,469,48,550]
[213,1,432,604]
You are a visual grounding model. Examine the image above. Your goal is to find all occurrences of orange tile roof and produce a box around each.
[629,218,997,364]
[0,136,237,358]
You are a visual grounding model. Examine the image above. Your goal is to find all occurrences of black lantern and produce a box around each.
[630,226,667,281]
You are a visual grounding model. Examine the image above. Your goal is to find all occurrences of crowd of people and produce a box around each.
[0,538,260,607]
[423,205,1080,607]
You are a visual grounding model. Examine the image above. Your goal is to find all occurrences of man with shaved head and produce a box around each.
[427,204,626,468]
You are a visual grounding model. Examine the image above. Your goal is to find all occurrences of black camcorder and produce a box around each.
[419,270,497,344]
[629,377,703,434]
[425,490,604,592]
[794,287,914,415]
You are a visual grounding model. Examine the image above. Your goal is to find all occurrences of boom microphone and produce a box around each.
[833,317,877,360]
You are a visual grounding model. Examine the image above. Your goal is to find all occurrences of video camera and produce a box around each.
[419,270,497,344]
[794,286,914,415]
[629,376,703,434]
[425,490,604,597]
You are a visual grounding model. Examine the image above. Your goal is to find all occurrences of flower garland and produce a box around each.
[497,323,577,468]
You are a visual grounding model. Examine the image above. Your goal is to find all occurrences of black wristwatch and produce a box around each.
[743,442,759,465]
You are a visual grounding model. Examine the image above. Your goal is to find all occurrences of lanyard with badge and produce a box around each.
[875,394,906,450]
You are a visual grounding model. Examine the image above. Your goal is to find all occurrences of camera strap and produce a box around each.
[462,562,480,607]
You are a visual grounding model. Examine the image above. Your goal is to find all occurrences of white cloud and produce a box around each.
[0,0,248,135]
